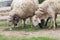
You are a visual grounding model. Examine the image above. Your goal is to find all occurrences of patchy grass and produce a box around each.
[56,16,60,25]
[5,25,40,31]
[0,16,60,31]
[4,19,41,31]
[0,35,57,40]
[0,21,8,27]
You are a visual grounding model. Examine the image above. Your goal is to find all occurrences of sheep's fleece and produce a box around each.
[32,0,60,29]
[9,0,39,19]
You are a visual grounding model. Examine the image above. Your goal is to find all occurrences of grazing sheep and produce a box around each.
[32,0,60,30]
[8,0,39,28]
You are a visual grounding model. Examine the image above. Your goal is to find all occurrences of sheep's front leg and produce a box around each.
[22,19,26,28]
[30,17,34,28]
[55,14,57,27]
[49,18,52,29]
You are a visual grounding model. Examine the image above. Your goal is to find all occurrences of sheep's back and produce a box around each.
[11,0,38,18]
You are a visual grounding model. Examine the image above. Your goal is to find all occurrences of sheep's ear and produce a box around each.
[39,8,47,14]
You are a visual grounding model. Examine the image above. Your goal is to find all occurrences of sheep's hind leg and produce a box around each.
[52,14,57,30]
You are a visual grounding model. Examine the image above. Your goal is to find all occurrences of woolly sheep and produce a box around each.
[32,0,60,30]
[8,0,39,28]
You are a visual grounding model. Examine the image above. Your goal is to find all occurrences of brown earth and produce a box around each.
[0,27,60,39]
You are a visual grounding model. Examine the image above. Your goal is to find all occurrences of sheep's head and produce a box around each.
[8,14,19,27]
[32,15,41,26]
[32,8,45,26]
[12,15,19,26]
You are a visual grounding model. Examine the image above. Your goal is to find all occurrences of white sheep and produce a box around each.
[8,0,39,28]
[32,0,60,30]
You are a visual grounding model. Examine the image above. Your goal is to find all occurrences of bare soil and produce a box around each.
[0,27,60,39]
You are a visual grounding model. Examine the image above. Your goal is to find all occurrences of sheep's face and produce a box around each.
[32,9,45,26]
[32,15,41,26]
[12,15,19,26]
[9,15,19,27]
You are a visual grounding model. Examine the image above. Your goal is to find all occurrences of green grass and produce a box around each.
[0,22,8,27]
[5,25,40,31]
[0,16,60,31]
[4,19,41,31]
[0,35,56,40]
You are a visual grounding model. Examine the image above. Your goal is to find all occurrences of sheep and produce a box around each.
[32,0,60,30]
[8,0,39,28]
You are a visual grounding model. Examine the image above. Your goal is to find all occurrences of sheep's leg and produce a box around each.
[22,19,26,28]
[55,14,57,27]
[49,17,55,30]
[52,17,56,30]
[45,17,51,26]
[50,14,57,29]
[49,18,52,29]
[49,14,57,30]
[30,17,34,28]
[50,15,56,30]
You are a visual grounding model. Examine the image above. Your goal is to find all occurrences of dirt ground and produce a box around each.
[0,27,60,39]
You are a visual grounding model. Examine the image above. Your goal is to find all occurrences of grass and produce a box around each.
[2,19,41,31]
[0,35,56,40]
[0,16,60,31]
[5,26,40,31]
[0,21,8,27]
